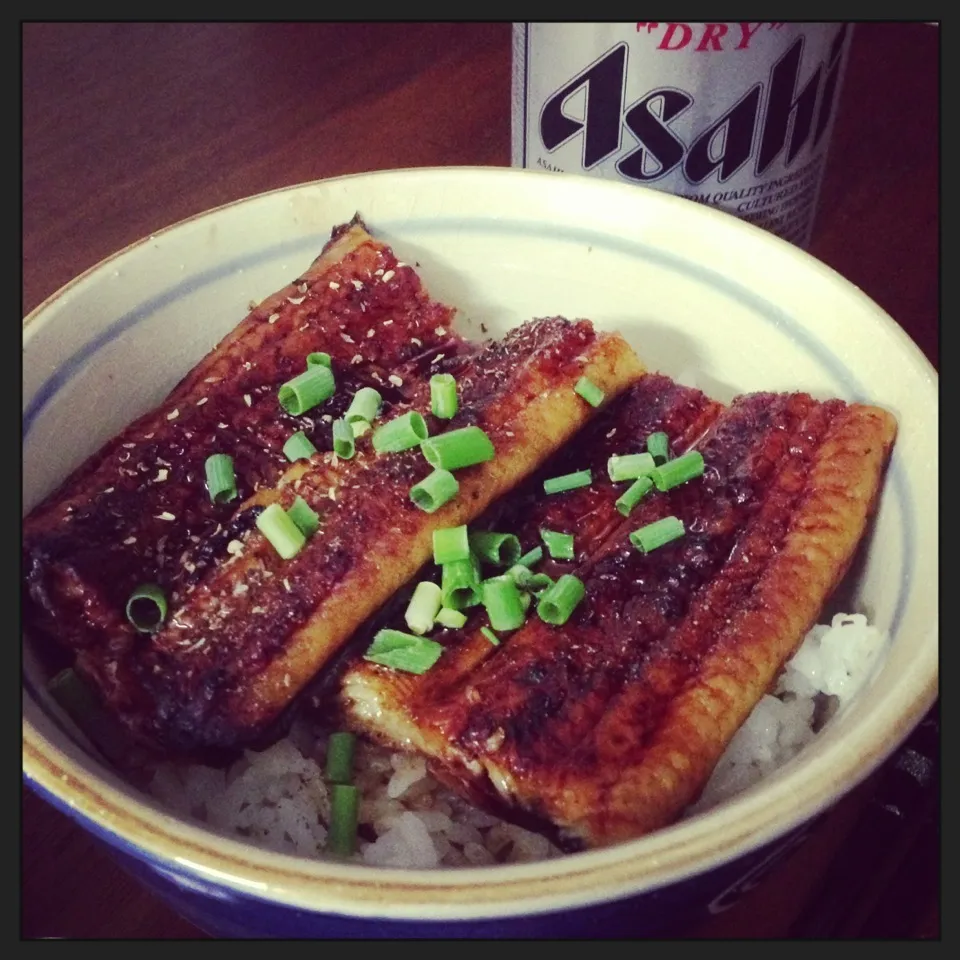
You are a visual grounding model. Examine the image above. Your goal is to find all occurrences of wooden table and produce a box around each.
[21,21,939,940]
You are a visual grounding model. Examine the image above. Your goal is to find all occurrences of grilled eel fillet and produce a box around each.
[339,376,897,849]
[24,216,462,656]
[25,295,644,752]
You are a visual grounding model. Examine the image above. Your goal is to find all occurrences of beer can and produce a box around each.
[511,22,854,249]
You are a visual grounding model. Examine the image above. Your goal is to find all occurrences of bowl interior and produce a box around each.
[22,167,938,917]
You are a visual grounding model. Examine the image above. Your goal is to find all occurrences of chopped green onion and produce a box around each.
[650,451,705,491]
[519,591,532,613]
[527,573,555,596]
[441,556,481,610]
[345,386,382,425]
[574,376,605,407]
[307,352,332,369]
[47,669,129,762]
[630,516,685,553]
[332,418,355,459]
[421,426,495,471]
[125,583,168,633]
[607,452,656,482]
[278,365,336,415]
[481,575,526,631]
[647,431,669,465]
[615,476,654,517]
[480,626,500,646]
[468,531,522,567]
[404,581,443,636]
[364,628,444,673]
[537,574,586,626]
[517,546,544,568]
[283,430,318,463]
[256,502,307,559]
[505,563,534,589]
[372,410,429,453]
[328,783,359,856]
[543,469,592,495]
[430,373,458,419]
[540,528,574,560]
[325,731,356,785]
[204,453,238,504]
[410,469,459,513]
[287,495,320,538]
[351,419,371,438]
[435,607,467,630]
[433,525,470,565]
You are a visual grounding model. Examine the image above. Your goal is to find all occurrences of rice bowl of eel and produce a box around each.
[21,167,938,938]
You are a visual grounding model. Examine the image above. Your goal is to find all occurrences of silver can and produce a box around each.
[512,22,854,249]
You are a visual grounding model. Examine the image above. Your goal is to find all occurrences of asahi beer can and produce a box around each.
[511,22,854,249]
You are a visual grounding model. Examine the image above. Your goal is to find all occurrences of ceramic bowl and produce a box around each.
[22,167,938,938]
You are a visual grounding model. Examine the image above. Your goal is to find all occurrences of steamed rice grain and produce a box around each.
[147,612,885,866]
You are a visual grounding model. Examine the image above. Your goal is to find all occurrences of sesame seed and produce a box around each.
[167,408,179,420]
[341,333,355,344]
[367,328,375,338]
[321,414,333,423]
[268,312,280,324]
[298,282,308,293]
[374,268,384,276]
[204,377,220,384]
[388,374,403,386]
[299,323,309,331]
[244,394,252,406]
[431,353,445,364]
[104,487,115,494]
[328,281,340,290]
[251,606,266,614]
[196,397,208,406]
[381,269,395,283]
[283,578,291,591]
[606,428,617,438]
[351,354,363,364]
[283,673,291,687]
[226,539,244,556]
[156,512,176,521]
[123,536,137,545]
[435,327,446,336]
[287,295,306,305]
[382,319,393,326]
[233,582,249,595]
[351,279,364,290]
[218,422,228,429]
[396,261,407,268]
[328,487,336,500]
[154,469,169,482]
[244,361,252,370]
[411,337,422,346]
[122,443,136,449]
[371,372,383,382]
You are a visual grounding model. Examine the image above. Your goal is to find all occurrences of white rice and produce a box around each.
[147,612,884,866]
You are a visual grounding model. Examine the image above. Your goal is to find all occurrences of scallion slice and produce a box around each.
[537,574,586,626]
[433,525,470,565]
[647,431,669,465]
[283,430,318,463]
[441,556,481,610]
[650,451,705,491]
[607,452,656,482]
[325,731,356,785]
[332,418,355,459]
[517,546,544,568]
[364,628,444,673]
[505,563,534,589]
[410,468,459,513]
[372,410,429,453]
[125,583,168,633]
[404,581,443,636]
[328,783,359,856]
[481,575,526,631]
[543,469,592,495]
[615,476,654,517]
[574,376,605,407]
[351,419,371,438]
[287,495,320,538]
[527,572,555,596]
[540,528,574,560]
[345,386,382,425]
[256,502,307,559]
[480,626,501,646]
[278,364,336,415]
[468,531,522,567]
[421,426,494,471]
[435,606,468,630]
[630,516,685,553]
[307,352,332,369]
[430,373,458,419]
[204,453,238,504]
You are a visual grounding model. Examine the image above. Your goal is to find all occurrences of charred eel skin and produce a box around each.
[340,382,896,849]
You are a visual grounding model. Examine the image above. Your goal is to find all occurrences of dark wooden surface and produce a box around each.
[21,21,939,940]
